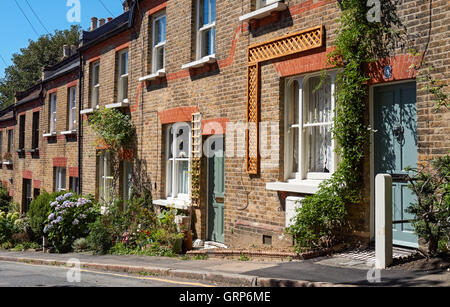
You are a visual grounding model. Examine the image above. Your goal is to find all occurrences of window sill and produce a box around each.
[2,161,13,166]
[153,198,191,210]
[139,69,166,82]
[80,105,99,115]
[61,130,77,135]
[105,99,129,109]
[266,179,322,194]
[239,2,287,22]
[181,55,216,70]
[43,132,56,137]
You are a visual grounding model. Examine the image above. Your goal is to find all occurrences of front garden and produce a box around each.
[0,188,189,257]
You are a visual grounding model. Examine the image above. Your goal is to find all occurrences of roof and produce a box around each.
[15,83,43,106]
[42,54,80,82]
[0,105,14,123]
[80,8,133,50]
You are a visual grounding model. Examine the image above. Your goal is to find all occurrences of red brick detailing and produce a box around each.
[22,170,33,180]
[18,111,26,116]
[166,69,190,82]
[289,0,331,16]
[32,107,40,113]
[47,88,58,94]
[367,54,421,84]
[158,106,199,124]
[218,24,245,69]
[68,167,79,178]
[115,42,130,52]
[53,157,68,167]
[33,180,41,189]
[130,82,144,112]
[67,80,78,88]
[88,56,101,63]
[273,47,333,77]
[7,126,14,130]
[147,1,167,15]
[84,30,131,61]
[202,118,229,135]
[9,189,14,197]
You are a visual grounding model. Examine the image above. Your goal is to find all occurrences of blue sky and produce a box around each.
[0,0,125,77]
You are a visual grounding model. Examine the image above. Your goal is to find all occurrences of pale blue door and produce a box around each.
[208,137,225,243]
[374,82,418,248]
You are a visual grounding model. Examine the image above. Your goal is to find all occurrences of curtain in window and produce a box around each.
[306,76,332,173]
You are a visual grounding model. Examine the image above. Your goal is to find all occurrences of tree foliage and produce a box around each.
[0,25,81,108]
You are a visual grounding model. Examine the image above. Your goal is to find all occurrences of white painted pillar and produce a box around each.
[375,174,393,269]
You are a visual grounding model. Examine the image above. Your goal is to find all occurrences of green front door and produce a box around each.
[374,82,418,248]
[208,137,225,243]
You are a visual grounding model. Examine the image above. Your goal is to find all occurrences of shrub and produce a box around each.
[28,191,66,239]
[406,155,450,257]
[0,211,19,244]
[86,217,112,255]
[72,238,89,253]
[0,188,11,213]
[44,193,100,253]
[287,181,347,251]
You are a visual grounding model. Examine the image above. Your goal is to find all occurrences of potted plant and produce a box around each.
[3,152,12,164]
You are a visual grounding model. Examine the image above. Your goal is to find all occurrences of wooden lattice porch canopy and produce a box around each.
[246,25,324,174]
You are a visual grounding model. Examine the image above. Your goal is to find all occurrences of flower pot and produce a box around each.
[172,238,183,254]
[183,231,193,252]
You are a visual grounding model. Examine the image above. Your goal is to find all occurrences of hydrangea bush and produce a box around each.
[44,193,99,253]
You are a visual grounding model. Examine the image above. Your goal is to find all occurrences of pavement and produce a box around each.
[0,250,448,287]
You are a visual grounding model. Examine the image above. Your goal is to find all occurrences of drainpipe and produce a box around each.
[78,53,83,195]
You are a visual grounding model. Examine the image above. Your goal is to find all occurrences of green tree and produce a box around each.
[0,25,81,108]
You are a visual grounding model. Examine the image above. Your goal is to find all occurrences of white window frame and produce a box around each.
[49,93,57,133]
[91,61,100,108]
[284,71,337,182]
[196,0,216,60]
[68,86,77,131]
[55,167,67,192]
[98,151,113,204]
[152,13,166,73]
[166,123,191,201]
[117,50,129,102]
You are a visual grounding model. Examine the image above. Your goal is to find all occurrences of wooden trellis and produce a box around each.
[246,26,324,174]
[191,112,202,206]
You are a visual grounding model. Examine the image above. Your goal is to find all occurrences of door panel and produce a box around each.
[208,137,225,243]
[374,82,418,248]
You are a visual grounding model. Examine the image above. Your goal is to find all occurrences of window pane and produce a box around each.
[307,125,332,173]
[156,46,165,71]
[177,160,189,195]
[306,76,332,124]
[210,0,216,22]
[167,160,173,196]
[202,0,209,26]
[175,125,190,158]
[292,127,299,173]
[120,51,128,75]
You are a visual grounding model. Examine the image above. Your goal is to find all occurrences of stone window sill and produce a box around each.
[153,198,191,210]
[61,130,77,135]
[43,132,56,137]
[105,99,129,109]
[181,55,216,70]
[80,105,100,115]
[239,2,287,23]
[266,179,322,194]
[139,69,166,82]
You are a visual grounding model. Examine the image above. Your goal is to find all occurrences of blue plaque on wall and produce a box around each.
[384,65,392,79]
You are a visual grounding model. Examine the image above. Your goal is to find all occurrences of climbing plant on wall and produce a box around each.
[88,107,136,196]
[288,0,403,250]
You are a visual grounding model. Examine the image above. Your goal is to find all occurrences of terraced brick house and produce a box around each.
[1,0,448,250]
[0,48,80,214]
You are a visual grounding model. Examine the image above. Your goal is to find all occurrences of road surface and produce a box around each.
[0,260,216,287]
